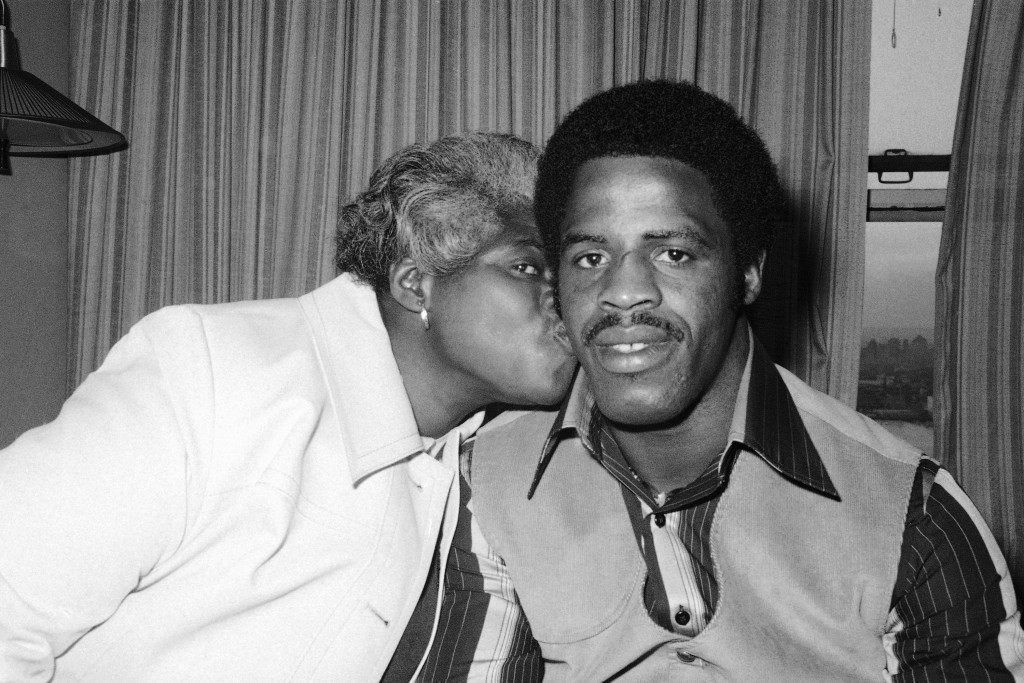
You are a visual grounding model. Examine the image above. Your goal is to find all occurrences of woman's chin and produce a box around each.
[503,359,577,407]
[500,392,562,409]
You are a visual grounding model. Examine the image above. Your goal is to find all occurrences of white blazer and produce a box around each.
[0,274,471,681]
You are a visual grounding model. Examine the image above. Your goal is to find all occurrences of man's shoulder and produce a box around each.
[478,408,562,453]
[474,408,561,474]
[774,364,924,469]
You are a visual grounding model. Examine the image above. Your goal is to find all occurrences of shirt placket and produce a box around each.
[640,502,709,636]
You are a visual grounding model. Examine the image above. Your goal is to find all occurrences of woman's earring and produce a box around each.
[419,307,430,330]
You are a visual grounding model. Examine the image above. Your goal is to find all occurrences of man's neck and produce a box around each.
[605,321,750,495]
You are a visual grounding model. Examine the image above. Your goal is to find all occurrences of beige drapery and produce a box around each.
[69,0,869,409]
[936,0,1024,595]
[697,3,870,404]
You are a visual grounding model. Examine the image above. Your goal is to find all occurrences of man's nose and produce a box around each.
[598,252,661,312]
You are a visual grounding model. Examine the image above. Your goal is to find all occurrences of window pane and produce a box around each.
[858,222,941,455]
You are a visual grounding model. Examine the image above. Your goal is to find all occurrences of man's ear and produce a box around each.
[741,251,766,306]
[388,257,434,313]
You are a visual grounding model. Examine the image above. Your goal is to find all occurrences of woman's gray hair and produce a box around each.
[336,132,540,292]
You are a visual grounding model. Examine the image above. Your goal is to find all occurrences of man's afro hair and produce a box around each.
[535,79,785,273]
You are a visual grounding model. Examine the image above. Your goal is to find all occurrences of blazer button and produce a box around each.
[674,607,691,626]
[654,513,666,527]
[677,650,697,663]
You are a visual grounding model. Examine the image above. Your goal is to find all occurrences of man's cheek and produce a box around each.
[557,279,589,315]
[563,309,590,344]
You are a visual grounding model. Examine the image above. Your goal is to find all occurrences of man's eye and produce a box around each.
[573,253,607,269]
[655,248,690,264]
[513,262,541,276]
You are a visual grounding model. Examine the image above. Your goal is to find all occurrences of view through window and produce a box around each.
[857,222,941,454]
[859,0,971,456]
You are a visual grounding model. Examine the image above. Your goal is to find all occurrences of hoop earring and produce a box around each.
[420,307,429,330]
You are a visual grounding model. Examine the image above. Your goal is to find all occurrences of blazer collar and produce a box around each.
[300,274,424,484]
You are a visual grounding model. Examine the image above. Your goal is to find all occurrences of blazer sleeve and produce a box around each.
[0,308,204,680]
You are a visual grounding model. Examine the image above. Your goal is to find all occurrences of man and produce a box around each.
[0,133,568,680]
[469,80,1024,679]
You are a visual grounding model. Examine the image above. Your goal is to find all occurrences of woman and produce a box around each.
[337,131,574,443]
[0,133,573,680]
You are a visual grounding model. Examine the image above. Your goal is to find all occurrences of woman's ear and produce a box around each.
[388,258,434,313]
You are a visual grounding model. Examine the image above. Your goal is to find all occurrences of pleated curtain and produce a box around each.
[697,2,870,404]
[68,0,869,410]
[935,0,1024,596]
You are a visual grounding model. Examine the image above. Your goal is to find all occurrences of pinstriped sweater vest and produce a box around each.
[473,368,923,681]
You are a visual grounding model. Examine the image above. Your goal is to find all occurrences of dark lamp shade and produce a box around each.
[1,67,127,156]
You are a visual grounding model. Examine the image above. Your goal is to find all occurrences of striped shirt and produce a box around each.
[393,435,542,682]
[529,337,1024,679]
[417,440,543,681]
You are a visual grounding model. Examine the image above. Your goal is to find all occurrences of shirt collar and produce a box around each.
[421,410,487,465]
[729,332,840,500]
[530,329,840,501]
[528,366,599,498]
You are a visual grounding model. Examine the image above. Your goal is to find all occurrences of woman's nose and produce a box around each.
[540,280,559,313]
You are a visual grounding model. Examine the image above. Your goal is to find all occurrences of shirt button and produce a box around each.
[677,650,697,663]
[654,513,666,527]
[674,607,691,626]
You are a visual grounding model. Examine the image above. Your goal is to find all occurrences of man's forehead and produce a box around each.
[558,158,726,244]
[570,155,711,187]
[563,156,719,214]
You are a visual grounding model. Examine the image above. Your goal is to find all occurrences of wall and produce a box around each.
[0,0,71,447]
[869,0,971,156]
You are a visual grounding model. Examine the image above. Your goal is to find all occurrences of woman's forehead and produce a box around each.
[488,205,543,248]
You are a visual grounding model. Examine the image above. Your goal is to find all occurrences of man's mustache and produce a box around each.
[582,311,685,346]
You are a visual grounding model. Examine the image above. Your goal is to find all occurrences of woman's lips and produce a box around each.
[545,317,575,354]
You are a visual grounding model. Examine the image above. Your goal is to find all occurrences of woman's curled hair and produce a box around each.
[336,132,539,292]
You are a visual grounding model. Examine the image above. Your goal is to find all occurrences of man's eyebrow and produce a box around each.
[642,227,714,249]
[560,232,608,248]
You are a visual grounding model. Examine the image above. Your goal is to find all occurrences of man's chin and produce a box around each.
[589,383,687,428]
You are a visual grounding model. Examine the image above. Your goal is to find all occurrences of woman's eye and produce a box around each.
[573,253,607,269]
[655,248,690,264]
[513,262,541,276]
